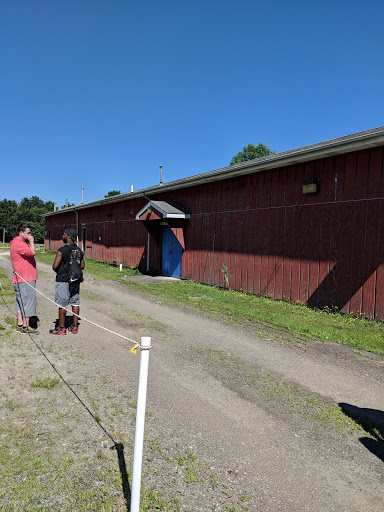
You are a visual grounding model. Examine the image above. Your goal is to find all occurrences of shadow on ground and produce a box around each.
[112,443,131,510]
[23,322,132,509]
[339,403,384,462]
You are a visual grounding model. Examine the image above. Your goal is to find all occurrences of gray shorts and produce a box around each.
[13,281,37,318]
[55,282,81,308]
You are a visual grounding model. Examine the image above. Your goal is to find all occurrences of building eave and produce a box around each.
[43,126,384,217]
[135,201,190,220]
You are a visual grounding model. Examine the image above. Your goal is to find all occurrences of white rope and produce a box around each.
[13,271,138,345]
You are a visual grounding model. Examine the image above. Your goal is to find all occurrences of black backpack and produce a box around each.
[68,247,84,283]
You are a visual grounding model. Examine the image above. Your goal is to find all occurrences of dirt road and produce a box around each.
[1,253,383,511]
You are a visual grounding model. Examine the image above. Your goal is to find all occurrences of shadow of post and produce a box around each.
[112,443,131,510]
[339,403,384,462]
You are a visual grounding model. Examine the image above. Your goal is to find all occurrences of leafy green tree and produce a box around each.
[0,199,18,240]
[17,196,55,243]
[0,196,54,243]
[230,143,276,165]
[104,190,121,198]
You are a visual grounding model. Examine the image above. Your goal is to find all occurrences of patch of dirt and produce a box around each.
[0,253,383,511]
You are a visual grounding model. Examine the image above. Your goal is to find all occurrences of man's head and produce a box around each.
[63,228,77,243]
[17,224,31,240]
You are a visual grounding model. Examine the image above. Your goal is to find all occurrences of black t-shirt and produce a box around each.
[55,244,84,282]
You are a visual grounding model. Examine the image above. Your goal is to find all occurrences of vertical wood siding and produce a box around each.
[45,146,384,321]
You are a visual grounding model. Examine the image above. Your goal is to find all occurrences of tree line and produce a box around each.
[0,196,54,243]
[0,193,117,244]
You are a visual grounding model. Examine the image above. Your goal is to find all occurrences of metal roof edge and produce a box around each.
[43,192,141,216]
[135,201,190,220]
[44,126,384,217]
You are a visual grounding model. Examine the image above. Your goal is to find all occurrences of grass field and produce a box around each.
[34,250,140,280]
[31,252,384,356]
[0,251,383,511]
[135,281,384,356]
[0,243,45,251]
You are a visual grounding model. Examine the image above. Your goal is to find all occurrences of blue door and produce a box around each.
[162,225,182,278]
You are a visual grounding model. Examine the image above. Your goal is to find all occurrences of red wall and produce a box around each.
[45,198,150,271]
[45,145,384,320]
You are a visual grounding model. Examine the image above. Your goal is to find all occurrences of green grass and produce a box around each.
[0,268,16,331]
[115,309,169,335]
[84,258,141,279]
[33,252,384,355]
[0,413,181,512]
[81,290,106,301]
[3,315,16,327]
[35,250,140,279]
[136,281,384,356]
[0,243,44,251]
[0,421,176,512]
[31,377,60,389]
[199,347,364,433]
[0,267,15,298]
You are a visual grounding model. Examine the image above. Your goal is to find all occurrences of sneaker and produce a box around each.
[16,325,23,333]
[19,326,39,335]
[68,325,78,334]
[50,326,67,335]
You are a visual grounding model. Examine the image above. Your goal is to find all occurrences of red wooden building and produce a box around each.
[45,126,384,320]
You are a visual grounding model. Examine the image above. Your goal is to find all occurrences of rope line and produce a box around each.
[27,330,117,445]
[0,282,18,317]
[13,271,138,346]
[0,271,119,446]
[0,268,17,315]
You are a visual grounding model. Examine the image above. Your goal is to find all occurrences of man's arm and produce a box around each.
[26,234,36,256]
[17,238,36,257]
[52,251,63,272]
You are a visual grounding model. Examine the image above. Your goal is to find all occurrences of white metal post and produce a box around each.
[130,336,151,512]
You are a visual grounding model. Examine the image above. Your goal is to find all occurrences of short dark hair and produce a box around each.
[17,224,30,235]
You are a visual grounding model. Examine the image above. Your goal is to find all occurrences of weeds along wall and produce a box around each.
[45,142,384,321]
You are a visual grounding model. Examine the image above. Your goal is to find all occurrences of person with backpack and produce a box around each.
[51,228,85,335]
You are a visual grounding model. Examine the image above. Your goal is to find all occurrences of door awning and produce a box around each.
[135,200,190,221]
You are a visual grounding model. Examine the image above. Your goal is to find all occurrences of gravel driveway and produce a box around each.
[0,252,383,511]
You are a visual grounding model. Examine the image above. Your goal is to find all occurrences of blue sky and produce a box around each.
[1,0,383,208]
